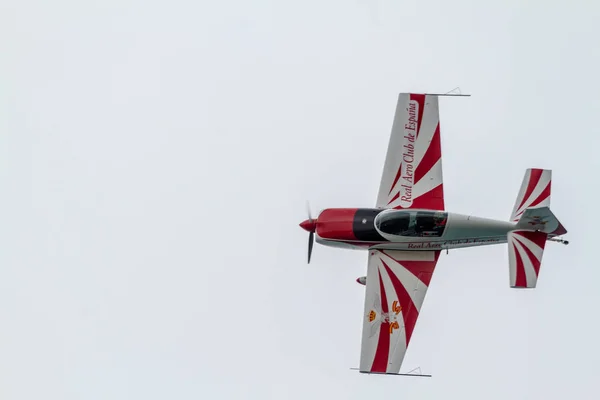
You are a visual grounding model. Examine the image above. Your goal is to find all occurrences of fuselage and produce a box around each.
[305,208,517,251]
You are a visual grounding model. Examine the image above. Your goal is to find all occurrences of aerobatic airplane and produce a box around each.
[299,92,569,376]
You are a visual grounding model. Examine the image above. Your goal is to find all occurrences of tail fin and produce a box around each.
[510,168,552,222]
[507,169,568,288]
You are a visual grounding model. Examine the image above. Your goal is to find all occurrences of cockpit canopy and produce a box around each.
[374,209,448,238]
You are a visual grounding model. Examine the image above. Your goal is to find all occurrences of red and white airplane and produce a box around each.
[299,92,568,376]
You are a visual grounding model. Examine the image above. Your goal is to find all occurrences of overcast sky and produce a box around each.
[2,0,599,399]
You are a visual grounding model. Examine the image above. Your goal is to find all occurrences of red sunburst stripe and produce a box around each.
[527,181,551,209]
[387,191,400,206]
[387,94,426,196]
[515,169,543,214]
[393,184,444,210]
[380,259,419,346]
[388,164,403,196]
[512,237,539,276]
[513,241,528,287]
[512,231,547,277]
[514,231,547,249]
[410,94,426,139]
[381,250,440,287]
[413,123,441,185]
[370,267,390,372]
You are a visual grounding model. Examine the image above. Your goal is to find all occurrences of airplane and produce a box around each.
[299,92,569,376]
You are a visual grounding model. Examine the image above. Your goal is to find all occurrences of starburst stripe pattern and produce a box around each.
[375,93,444,211]
[359,249,440,374]
[508,230,547,288]
[510,169,552,222]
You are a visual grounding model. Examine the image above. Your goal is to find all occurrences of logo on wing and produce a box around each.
[368,310,377,322]
[397,100,419,208]
[367,296,403,337]
[527,215,548,225]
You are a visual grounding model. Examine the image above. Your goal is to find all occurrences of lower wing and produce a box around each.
[359,249,440,374]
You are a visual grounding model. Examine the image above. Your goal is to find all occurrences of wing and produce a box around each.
[376,93,444,210]
[359,249,440,374]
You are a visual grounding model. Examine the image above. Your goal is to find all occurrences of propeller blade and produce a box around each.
[308,231,314,264]
[306,200,312,222]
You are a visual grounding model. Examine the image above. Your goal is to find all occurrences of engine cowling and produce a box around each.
[356,276,366,285]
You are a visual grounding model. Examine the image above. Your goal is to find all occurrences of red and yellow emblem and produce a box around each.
[392,300,402,315]
[389,300,402,333]
[368,310,377,322]
[367,300,403,335]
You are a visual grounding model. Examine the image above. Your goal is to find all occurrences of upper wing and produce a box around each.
[376,93,444,210]
[359,249,440,374]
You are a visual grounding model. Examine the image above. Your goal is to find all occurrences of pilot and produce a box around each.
[433,215,447,229]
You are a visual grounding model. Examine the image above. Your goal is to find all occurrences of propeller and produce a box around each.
[307,202,314,263]
[308,231,314,263]
[300,201,317,264]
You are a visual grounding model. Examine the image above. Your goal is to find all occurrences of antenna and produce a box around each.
[405,366,424,375]
[423,87,471,97]
[444,87,466,95]
[350,367,432,377]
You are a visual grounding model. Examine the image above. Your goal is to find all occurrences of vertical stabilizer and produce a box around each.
[510,169,551,222]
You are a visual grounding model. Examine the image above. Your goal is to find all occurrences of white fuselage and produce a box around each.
[316,211,518,251]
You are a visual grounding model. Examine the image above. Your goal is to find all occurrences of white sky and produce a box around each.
[2,0,599,399]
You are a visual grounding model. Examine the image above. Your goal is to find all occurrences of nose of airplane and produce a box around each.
[299,219,317,232]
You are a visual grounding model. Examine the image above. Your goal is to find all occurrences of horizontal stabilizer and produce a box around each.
[508,230,547,288]
[515,206,567,236]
